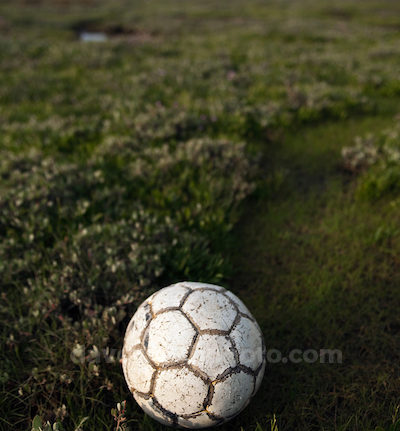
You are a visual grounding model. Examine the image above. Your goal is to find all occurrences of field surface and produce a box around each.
[1,0,400,430]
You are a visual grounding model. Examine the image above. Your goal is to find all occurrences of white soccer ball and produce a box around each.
[122,281,266,429]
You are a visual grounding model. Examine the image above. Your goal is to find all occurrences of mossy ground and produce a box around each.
[1,1,400,430]
[230,108,400,430]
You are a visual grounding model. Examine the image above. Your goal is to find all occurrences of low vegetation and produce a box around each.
[0,0,400,430]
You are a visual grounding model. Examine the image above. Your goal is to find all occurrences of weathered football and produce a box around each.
[122,281,266,429]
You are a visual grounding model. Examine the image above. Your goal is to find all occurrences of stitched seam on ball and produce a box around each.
[178,287,194,307]
[134,388,152,399]
[150,306,181,318]
[229,311,241,333]
[186,363,211,384]
[140,344,157,369]
[240,311,255,323]
[222,291,257,324]
[206,410,225,423]
[203,382,214,410]
[198,287,224,293]
[215,364,256,383]
[139,303,153,345]
[152,396,178,425]
[198,328,230,336]
[180,410,205,420]
[221,291,240,315]
[180,410,206,419]
[228,335,240,365]
[187,332,199,360]
[238,364,256,376]
[179,285,224,311]
[123,343,141,358]
[146,301,154,320]
[157,360,187,370]
[180,308,201,333]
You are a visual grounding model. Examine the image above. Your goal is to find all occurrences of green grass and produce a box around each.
[230,111,400,430]
[1,0,400,430]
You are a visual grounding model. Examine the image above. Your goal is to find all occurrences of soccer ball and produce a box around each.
[122,281,266,429]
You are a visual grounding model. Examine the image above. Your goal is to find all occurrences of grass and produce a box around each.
[1,0,400,430]
[230,111,400,430]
